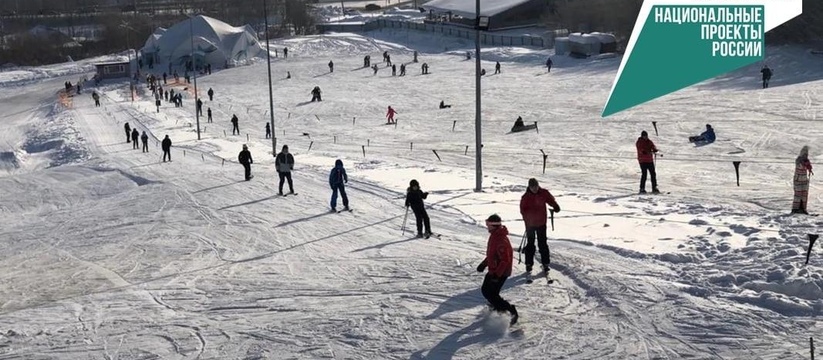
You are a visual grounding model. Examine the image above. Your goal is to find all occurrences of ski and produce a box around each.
[337,208,353,213]
[424,233,441,239]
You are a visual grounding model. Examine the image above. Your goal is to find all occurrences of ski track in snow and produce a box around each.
[0,32,822,359]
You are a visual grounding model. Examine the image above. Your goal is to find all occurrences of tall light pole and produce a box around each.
[263,0,276,156]
[120,21,135,102]
[189,14,201,140]
[474,1,486,192]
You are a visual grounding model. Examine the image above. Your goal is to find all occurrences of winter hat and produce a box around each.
[282,145,288,151]
[410,179,419,187]
[242,144,248,149]
[641,130,648,137]
[528,178,539,187]
[485,214,502,228]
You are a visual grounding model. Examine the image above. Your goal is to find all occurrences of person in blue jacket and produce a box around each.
[329,159,349,211]
[689,124,716,144]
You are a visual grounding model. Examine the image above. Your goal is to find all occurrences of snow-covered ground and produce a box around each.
[1,30,822,359]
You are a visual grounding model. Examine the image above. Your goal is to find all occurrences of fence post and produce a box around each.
[432,149,441,162]
[452,120,457,132]
[247,134,249,141]
[652,121,659,136]
[806,234,820,265]
[733,161,741,186]
[811,337,815,360]
[367,139,370,147]
[540,149,548,174]
[222,159,225,167]
[201,154,205,161]
[362,145,366,157]
[308,141,314,152]
[534,121,539,134]
[353,117,356,126]
[410,142,413,152]
[334,136,337,144]
[465,145,469,155]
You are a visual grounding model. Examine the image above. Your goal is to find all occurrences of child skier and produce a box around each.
[405,179,432,238]
[386,106,397,124]
[476,214,518,325]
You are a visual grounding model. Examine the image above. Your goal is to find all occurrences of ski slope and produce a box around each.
[1,30,822,359]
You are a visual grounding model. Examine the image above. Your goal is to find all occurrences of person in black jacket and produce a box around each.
[231,114,239,135]
[761,65,772,89]
[405,179,432,237]
[275,145,295,194]
[207,87,214,101]
[238,144,253,181]
[131,128,139,149]
[124,122,131,143]
[141,131,149,153]
[161,135,172,162]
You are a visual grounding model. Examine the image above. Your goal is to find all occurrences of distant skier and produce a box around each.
[383,51,388,63]
[275,145,295,195]
[520,178,560,278]
[466,51,472,60]
[196,98,203,116]
[231,114,239,135]
[392,64,397,76]
[546,57,553,72]
[364,55,370,68]
[495,61,501,74]
[161,135,172,162]
[208,87,214,101]
[141,131,149,153]
[792,145,813,214]
[688,124,715,144]
[328,60,334,73]
[475,214,518,325]
[400,63,406,76]
[372,64,379,75]
[386,54,391,67]
[761,65,772,89]
[131,128,139,149]
[413,50,418,63]
[636,130,660,194]
[386,106,397,124]
[238,144,254,181]
[283,47,288,58]
[329,159,349,212]
[156,98,161,113]
[124,122,131,143]
[405,179,432,238]
[265,123,271,139]
[92,91,100,107]
[439,100,451,109]
[207,107,212,123]
[311,86,322,102]
[422,63,429,75]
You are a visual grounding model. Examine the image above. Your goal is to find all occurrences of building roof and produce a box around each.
[95,61,130,67]
[422,0,534,18]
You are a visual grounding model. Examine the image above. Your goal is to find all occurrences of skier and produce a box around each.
[311,86,322,102]
[386,106,397,124]
[372,64,379,75]
[207,107,212,123]
[636,130,660,194]
[141,131,149,153]
[131,128,140,149]
[328,60,334,73]
[422,63,429,75]
[265,123,271,139]
[164,90,169,102]
[196,98,203,116]
[155,98,161,113]
[392,64,397,76]
[386,54,391,67]
[439,100,451,109]
[283,47,288,58]
[231,114,239,135]
[161,135,172,162]
[688,124,716,143]
[238,144,254,181]
[405,179,432,238]
[495,61,501,74]
[275,145,295,195]
[475,214,518,325]
[329,159,349,211]
[761,65,773,89]
[383,51,388,63]
[400,63,406,76]
[792,145,814,214]
[124,122,131,143]
[364,55,370,68]
[546,57,553,72]
[520,178,560,278]
[92,91,100,107]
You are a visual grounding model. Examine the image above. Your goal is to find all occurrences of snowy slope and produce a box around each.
[1,31,822,359]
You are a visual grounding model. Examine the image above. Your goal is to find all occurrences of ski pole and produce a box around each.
[401,206,409,234]
[549,210,555,231]
[518,231,526,264]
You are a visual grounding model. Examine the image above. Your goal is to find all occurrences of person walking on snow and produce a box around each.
[161,135,172,162]
[275,145,295,195]
[238,144,254,181]
[131,129,139,149]
[495,61,501,74]
[265,123,271,139]
[386,106,397,124]
[636,130,660,194]
[141,131,149,153]
[476,214,518,325]
[328,60,334,73]
[329,159,349,211]
[546,57,553,72]
[405,180,432,238]
[207,87,214,101]
[92,91,100,107]
[156,98,161,113]
[792,145,814,214]
[520,178,560,277]
[124,122,131,143]
[761,65,773,89]
[207,107,213,123]
[196,98,203,116]
[231,114,239,135]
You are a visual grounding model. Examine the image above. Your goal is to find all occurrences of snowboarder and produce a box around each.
[275,145,295,195]
[283,47,288,58]
[161,135,172,162]
[238,144,254,181]
[392,64,396,76]
[476,214,518,325]
[131,128,140,149]
[495,61,501,74]
[386,106,397,124]
[124,122,131,143]
[156,98,161,113]
[207,87,214,101]
[329,159,349,211]
[311,86,322,102]
[520,178,560,277]
[92,91,100,107]
[328,60,334,73]
[792,145,814,214]
[636,130,660,194]
[546,57,553,72]
[688,124,716,143]
[231,114,239,135]
[141,131,149,153]
[761,65,772,89]
[207,107,212,123]
[265,123,271,139]
[400,63,406,76]
[439,100,451,109]
[196,98,203,116]
[405,179,432,238]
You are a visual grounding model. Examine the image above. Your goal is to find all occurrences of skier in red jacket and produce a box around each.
[476,214,518,325]
[386,106,397,124]
[519,178,560,278]
[636,130,660,194]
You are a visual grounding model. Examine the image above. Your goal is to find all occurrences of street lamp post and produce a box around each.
[189,15,201,140]
[263,0,276,156]
[474,2,487,192]
[120,21,135,102]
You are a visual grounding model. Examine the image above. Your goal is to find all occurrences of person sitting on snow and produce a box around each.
[689,124,716,144]
[439,100,451,109]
